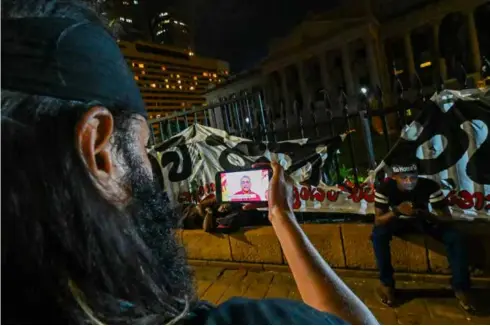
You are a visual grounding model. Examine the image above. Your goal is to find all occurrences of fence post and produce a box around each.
[184,111,189,129]
[159,121,165,143]
[359,92,377,170]
[257,92,268,142]
[375,86,391,151]
[340,90,359,186]
[149,122,156,146]
[244,96,254,140]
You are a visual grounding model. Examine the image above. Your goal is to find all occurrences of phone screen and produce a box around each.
[218,169,270,203]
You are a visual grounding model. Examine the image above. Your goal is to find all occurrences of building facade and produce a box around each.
[151,11,194,50]
[205,0,488,133]
[119,41,229,120]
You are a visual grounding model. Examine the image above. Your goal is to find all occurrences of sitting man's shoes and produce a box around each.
[376,284,395,307]
[455,291,476,314]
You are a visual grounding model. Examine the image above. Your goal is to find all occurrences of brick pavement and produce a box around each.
[193,266,490,325]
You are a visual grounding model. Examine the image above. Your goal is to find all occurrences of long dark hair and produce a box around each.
[1,1,196,324]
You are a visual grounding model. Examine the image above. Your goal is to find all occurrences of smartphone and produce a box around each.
[215,168,272,204]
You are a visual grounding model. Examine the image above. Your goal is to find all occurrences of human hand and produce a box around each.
[243,161,294,222]
[396,201,414,216]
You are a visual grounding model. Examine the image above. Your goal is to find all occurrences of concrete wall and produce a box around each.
[180,223,490,276]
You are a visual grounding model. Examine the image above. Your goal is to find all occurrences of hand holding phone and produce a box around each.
[216,168,272,204]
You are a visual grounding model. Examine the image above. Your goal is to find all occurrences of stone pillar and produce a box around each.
[341,43,355,96]
[466,9,481,75]
[365,37,381,89]
[432,20,447,81]
[404,31,416,83]
[279,69,290,115]
[297,61,310,111]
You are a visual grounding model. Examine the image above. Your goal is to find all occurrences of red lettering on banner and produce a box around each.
[300,186,310,200]
[326,190,340,202]
[312,188,326,202]
[293,187,301,209]
[447,190,490,210]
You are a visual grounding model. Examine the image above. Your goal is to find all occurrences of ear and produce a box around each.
[76,106,114,184]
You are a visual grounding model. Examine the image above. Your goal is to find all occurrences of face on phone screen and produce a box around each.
[219,169,270,203]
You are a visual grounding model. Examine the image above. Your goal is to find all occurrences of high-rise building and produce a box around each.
[101,0,151,41]
[118,40,229,120]
[151,11,193,49]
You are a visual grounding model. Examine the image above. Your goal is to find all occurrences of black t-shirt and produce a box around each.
[185,298,349,325]
[374,177,446,217]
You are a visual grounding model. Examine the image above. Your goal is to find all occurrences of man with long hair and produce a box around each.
[1,1,377,324]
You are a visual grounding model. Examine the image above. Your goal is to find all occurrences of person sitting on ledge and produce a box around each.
[372,159,475,313]
[1,0,377,324]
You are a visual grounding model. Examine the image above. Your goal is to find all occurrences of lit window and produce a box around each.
[193,76,198,80]
[195,81,198,85]
[161,66,166,71]
[177,80,181,84]
[138,63,144,68]
[157,114,161,118]
[141,71,145,75]
[172,85,176,89]
[181,102,185,107]
[134,76,139,80]
[209,78,212,82]
[225,70,229,75]
[190,86,195,90]
[188,51,194,57]
[164,20,170,24]
[166,84,170,89]
[151,83,156,88]
[212,73,217,78]
[176,74,180,78]
[203,72,208,77]
[218,79,221,83]
[150,115,153,119]
[179,85,182,89]
[131,62,136,67]
[171,74,174,77]
[165,79,169,82]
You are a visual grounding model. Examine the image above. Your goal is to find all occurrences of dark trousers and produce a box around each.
[371,218,470,291]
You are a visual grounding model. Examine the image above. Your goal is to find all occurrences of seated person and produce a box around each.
[1,1,377,324]
[372,160,474,312]
[231,175,262,201]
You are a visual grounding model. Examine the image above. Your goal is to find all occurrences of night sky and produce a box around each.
[147,0,339,72]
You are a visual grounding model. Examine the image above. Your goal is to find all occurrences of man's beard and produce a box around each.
[124,152,195,304]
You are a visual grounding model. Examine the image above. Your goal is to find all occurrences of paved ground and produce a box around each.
[193,266,490,325]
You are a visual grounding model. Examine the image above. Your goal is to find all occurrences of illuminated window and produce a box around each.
[165,79,169,82]
[190,86,195,90]
[203,72,208,77]
[179,85,182,89]
[141,71,146,75]
[218,79,221,83]
[157,114,161,118]
[209,78,212,82]
[151,83,156,88]
[195,81,198,85]
[176,74,180,78]
[172,85,176,89]
[131,62,136,67]
[225,70,229,75]
[163,20,170,24]
[166,84,170,89]
[161,66,166,71]
[150,115,153,119]
[212,73,217,78]
[177,80,181,84]
[138,63,144,68]
[181,102,186,107]
[188,51,194,56]
[193,76,198,80]
[134,76,139,80]
[171,74,174,77]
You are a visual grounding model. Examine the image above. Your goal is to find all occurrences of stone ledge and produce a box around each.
[182,222,490,275]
